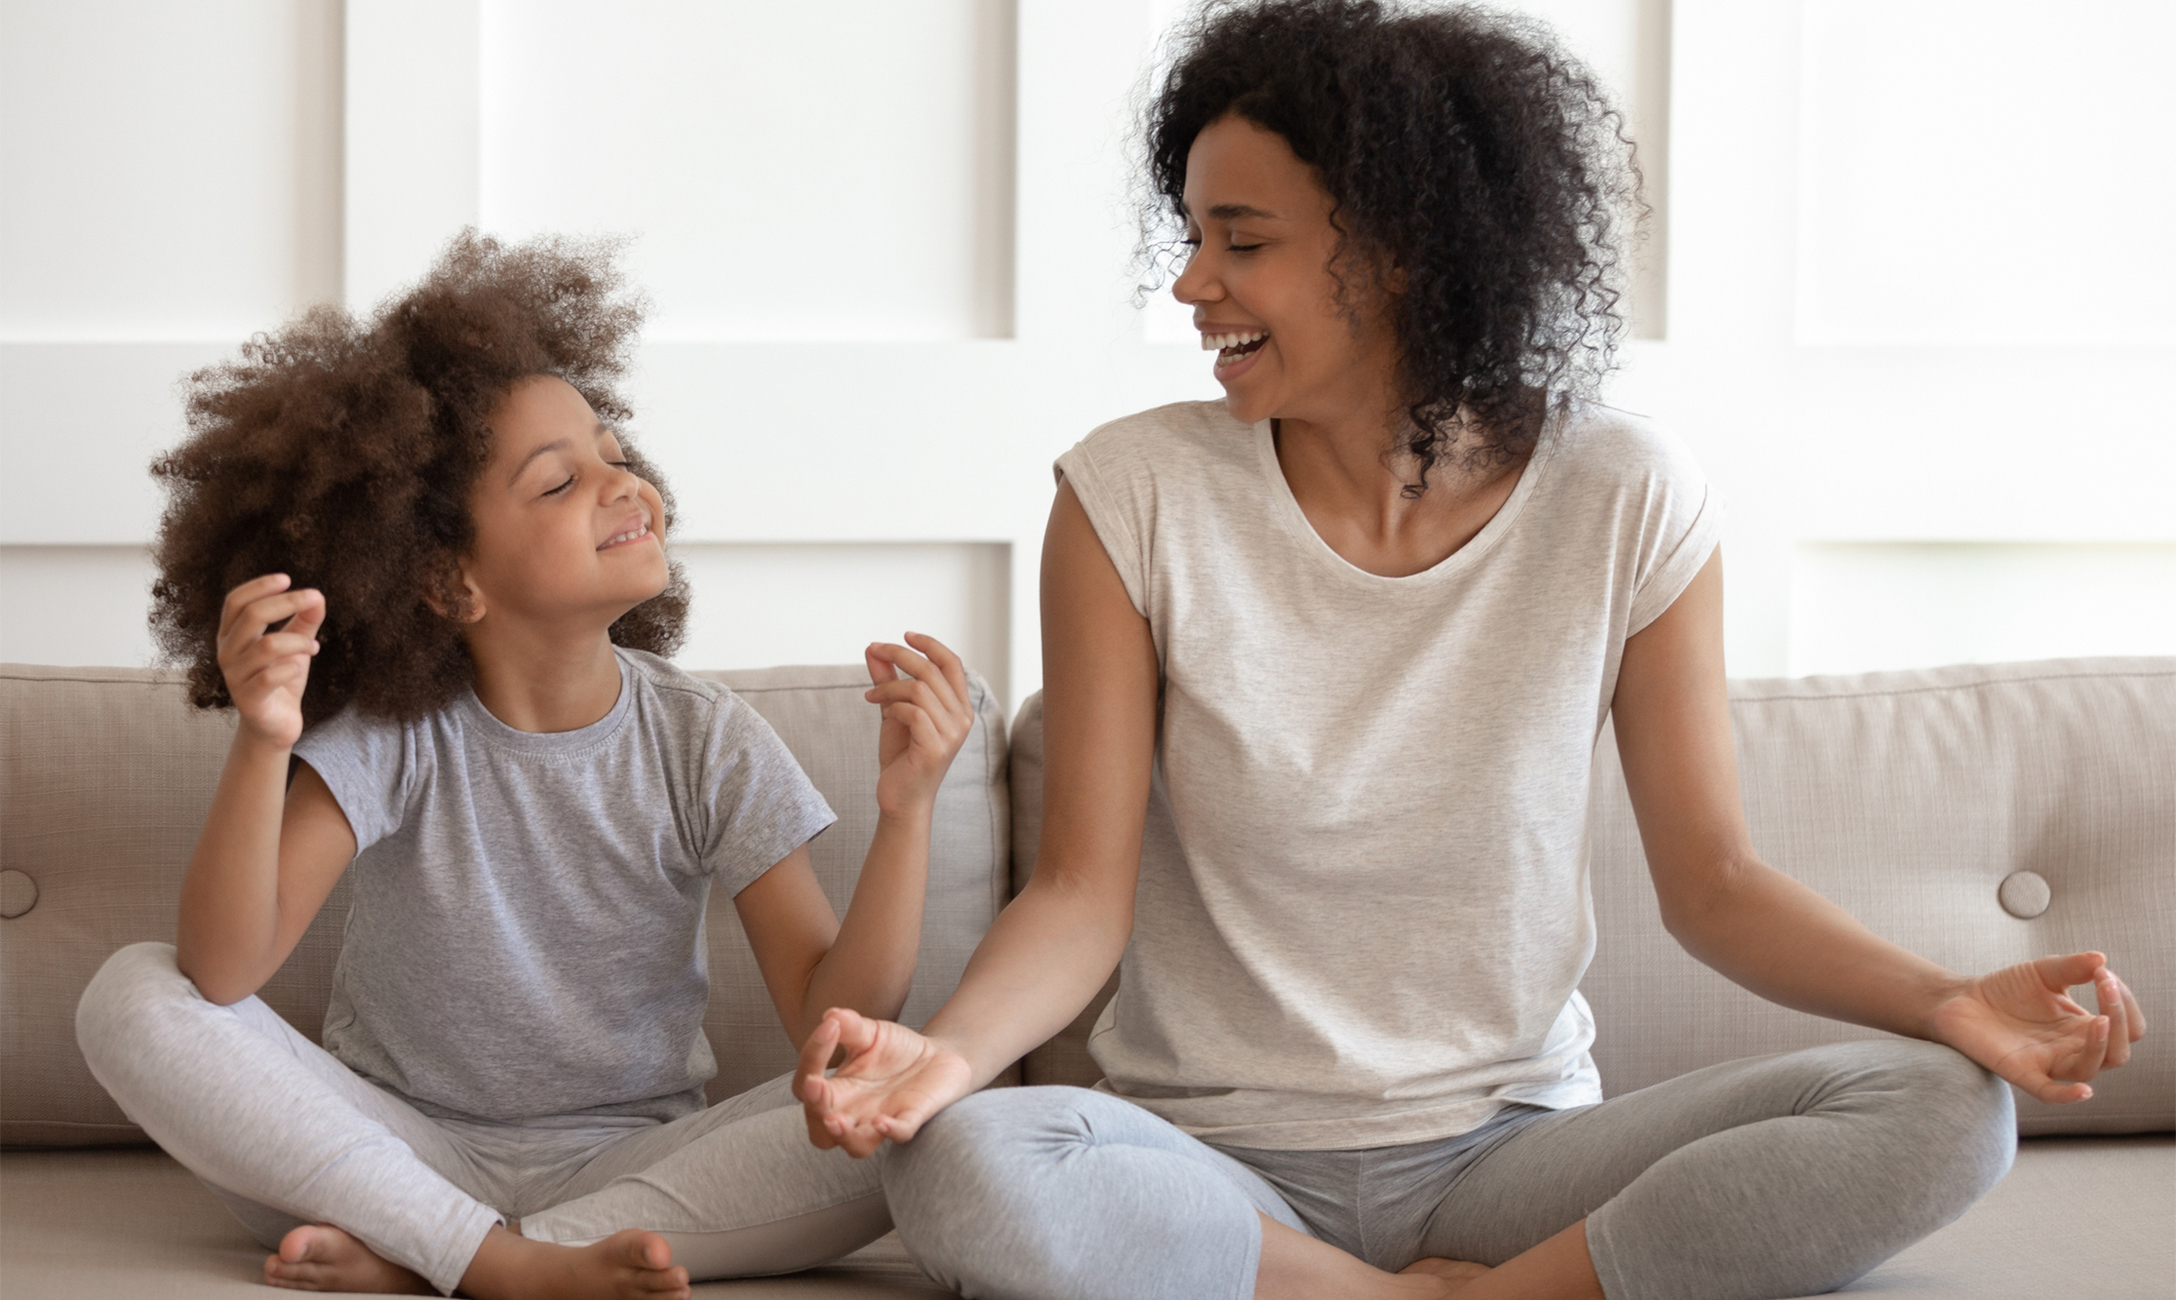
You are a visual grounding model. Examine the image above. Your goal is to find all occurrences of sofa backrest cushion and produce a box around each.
[1008,658,2175,1136]
[0,663,1009,1146]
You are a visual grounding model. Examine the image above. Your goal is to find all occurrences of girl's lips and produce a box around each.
[597,521,654,551]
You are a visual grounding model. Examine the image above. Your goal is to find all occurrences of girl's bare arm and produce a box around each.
[737,634,978,1046]
[176,575,357,1005]
[794,484,1158,1155]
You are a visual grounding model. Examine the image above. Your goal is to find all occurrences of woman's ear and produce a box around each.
[422,559,486,625]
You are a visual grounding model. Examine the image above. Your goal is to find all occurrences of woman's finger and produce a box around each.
[796,1014,842,1094]
[2011,1063,2092,1106]
[2097,971,2132,1068]
[2036,951,2107,995]
[2117,976,2148,1042]
[2057,1015,2112,1083]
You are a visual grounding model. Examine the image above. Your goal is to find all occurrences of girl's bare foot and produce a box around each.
[459,1225,690,1300]
[265,1224,433,1293]
[1400,1256,1494,1296]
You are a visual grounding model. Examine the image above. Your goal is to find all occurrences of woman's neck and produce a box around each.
[1273,411,1532,579]
[463,620,625,734]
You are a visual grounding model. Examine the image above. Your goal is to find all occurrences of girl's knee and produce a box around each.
[75,941,194,1062]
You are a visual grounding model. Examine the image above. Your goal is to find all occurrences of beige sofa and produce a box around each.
[3,658,2170,1298]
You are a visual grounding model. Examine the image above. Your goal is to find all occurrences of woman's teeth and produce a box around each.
[1202,330,1269,359]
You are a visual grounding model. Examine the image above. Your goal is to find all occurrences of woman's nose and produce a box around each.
[1172,247,1219,306]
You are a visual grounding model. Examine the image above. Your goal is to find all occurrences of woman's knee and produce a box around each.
[1823,1039,2017,1197]
[883,1086,1100,1201]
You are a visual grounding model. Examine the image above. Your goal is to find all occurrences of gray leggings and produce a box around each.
[75,943,889,1296]
[883,1040,2016,1300]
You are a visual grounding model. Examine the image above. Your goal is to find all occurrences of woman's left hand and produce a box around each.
[864,632,975,817]
[1930,952,2147,1104]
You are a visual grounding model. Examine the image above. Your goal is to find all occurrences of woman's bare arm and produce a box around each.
[1613,548,2143,1101]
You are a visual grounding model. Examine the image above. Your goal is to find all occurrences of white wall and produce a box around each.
[3,0,2172,713]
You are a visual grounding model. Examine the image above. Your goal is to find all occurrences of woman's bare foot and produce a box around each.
[265,1224,433,1293]
[458,1225,689,1300]
[1400,1256,1494,1296]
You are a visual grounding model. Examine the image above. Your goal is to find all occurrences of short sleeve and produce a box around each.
[1055,428,1155,620]
[1622,424,1727,636]
[700,694,838,895]
[292,708,415,853]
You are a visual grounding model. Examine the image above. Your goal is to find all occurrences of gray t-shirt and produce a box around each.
[1057,398,1723,1150]
[293,648,835,1123]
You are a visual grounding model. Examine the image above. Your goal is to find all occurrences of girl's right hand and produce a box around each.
[217,574,325,749]
[793,1007,975,1158]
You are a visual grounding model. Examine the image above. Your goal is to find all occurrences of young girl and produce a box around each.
[795,4,2146,1299]
[75,233,978,1300]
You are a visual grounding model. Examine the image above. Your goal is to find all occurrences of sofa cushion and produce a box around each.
[1584,658,2174,1136]
[1007,658,2175,1136]
[0,662,1009,1145]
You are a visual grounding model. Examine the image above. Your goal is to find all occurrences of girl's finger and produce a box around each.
[903,631,970,708]
[223,590,323,655]
[218,574,292,637]
[869,642,961,715]
[887,703,942,757]
[863,642,900,687]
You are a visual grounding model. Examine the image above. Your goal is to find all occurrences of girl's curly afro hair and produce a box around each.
[1144,0,1640,485]
[150,230,689,727]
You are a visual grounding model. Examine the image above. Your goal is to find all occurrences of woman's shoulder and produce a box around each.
[1544,398,1708,495]
[1068,399,1257,478]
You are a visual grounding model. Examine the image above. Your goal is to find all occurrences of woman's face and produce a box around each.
[1172,113,1401,428]
[458,374,669,631]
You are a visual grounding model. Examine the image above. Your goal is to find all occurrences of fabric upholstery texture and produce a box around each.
[0,663,1010,1144]
[1584,657,2174,1136]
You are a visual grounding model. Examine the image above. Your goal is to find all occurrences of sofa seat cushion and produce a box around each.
[2,1138,2163,1298]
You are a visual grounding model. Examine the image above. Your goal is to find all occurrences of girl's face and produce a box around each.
[458,375,669,632]
[1172,113,1402,428]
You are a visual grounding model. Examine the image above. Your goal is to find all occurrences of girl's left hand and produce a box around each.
[864,632,975,817]
[1930,952,2147,1104]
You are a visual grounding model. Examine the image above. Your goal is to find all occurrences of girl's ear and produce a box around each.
[422,558,486,625]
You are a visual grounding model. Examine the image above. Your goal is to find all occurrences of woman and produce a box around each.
[795,4,2146,1298]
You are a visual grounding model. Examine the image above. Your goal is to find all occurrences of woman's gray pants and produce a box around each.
[883,1040,2016,1300]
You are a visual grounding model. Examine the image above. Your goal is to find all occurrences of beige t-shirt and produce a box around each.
[1056,398,1723,1151]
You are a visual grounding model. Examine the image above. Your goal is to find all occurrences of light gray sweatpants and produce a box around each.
[883,1040,2017,1300]
[75,943,888,1296]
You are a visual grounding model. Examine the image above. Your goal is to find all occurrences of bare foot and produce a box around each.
[458,1225,689,1300]
[1400,1256,1495,1296]
[265,1224,433,1293]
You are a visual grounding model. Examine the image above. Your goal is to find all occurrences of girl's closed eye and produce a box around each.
[544,475,576,497]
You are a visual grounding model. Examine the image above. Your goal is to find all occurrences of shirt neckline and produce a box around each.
[1251,407,1556,588]
[453,648,635,755]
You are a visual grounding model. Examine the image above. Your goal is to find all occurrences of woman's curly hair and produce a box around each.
[1143,0,1640,487]
[150,231,689,726]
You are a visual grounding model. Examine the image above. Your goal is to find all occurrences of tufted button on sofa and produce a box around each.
[3,658,2171,1297]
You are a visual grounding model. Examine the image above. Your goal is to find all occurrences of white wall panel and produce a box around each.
[345,0,479,312]
[0,546,158,666]
[479,0,1015,342]
[674,543,1009,702]
[0,0,341,339]
[1796,1,2176,347]
[1789,542,2176,676]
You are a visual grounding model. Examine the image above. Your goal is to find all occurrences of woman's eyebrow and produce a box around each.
[1203,202,1281,221]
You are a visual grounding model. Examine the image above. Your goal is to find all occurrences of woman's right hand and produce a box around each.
[794,1007,975,1158]
[217,574,325,749]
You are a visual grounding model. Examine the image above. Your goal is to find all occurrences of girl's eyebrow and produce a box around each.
[504,423,611,486]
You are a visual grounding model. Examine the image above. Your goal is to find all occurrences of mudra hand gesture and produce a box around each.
[1932,952,2145,1104]
[794,1008,974,1159]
